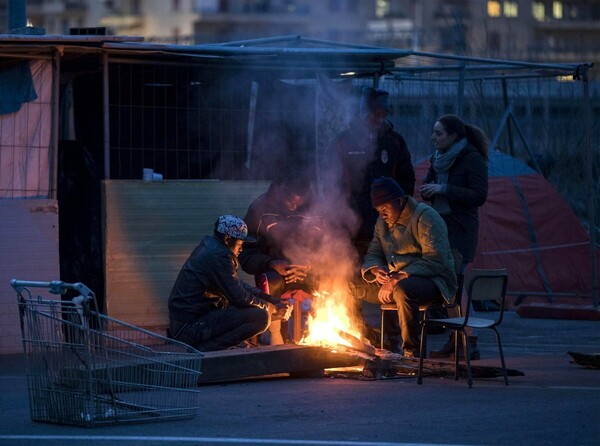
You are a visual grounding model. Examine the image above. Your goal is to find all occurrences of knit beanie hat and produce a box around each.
[371,177,406,208]
[215,215,256,242]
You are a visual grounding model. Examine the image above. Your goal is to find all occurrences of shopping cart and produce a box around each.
[11,279,203,427]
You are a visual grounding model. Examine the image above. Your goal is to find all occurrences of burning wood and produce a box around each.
[333,328,376,357]
[299,289,366,350]
[296,286,523,382]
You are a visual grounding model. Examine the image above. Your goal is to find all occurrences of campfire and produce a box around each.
[299,289,376,358]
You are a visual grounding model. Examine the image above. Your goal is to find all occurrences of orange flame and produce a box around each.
[300,290,365,349]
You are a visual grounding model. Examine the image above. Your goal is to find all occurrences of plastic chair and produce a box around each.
[417,268,509,388]
[379,248,463,350]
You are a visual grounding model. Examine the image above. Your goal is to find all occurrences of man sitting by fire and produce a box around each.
[168,215,291,351]
[360,177,457,357]
[239,170,325,345]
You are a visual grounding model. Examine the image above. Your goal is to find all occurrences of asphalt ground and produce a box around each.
[0,308,599,446]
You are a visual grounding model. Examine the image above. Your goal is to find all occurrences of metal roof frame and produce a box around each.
[0,33,592,80]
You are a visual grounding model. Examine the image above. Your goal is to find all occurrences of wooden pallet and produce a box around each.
[198,344,365,383]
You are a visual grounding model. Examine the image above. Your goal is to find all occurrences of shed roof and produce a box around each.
[0,34,409,79]
[0,33,590,80]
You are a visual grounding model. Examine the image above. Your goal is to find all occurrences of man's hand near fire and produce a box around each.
[268,259,311,284]
[370,266,408,304]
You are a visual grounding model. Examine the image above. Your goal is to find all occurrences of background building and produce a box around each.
[1,0,597,64]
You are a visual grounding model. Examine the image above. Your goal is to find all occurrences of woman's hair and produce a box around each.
[438,114,489,161]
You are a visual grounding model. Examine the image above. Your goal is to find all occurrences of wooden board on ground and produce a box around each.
[196,344,525,384]
[362,354,525,380]
[198,344,366,383]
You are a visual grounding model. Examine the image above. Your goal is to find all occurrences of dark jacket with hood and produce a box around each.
[330,118,415,242]
[238,181,325,276]
[169,235,270,324]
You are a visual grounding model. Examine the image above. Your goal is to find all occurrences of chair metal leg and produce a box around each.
[453,331,460,381]
[380,309,385,350]
[418,309,427,358]
[293,299,302,342]
[493,327,509,386]
[417,322,427,385]
[463,331,473,388]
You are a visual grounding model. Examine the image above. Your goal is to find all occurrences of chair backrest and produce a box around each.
[465,268,509,324]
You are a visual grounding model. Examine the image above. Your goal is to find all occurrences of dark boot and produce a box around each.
[451,336,480,361]
[429,334,455,358]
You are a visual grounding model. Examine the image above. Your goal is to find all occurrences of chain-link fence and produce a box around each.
[105,56,598,234]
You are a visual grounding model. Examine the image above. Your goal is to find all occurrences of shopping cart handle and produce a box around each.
[11,279,62,294]
[10,279,95,299]
[70,283,95,299]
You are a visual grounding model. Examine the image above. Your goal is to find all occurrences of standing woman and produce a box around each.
[419,114,489,360]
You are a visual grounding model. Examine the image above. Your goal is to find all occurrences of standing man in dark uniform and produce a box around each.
[330,87,415,254]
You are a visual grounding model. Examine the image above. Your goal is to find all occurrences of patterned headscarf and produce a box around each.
[216,215,254,241]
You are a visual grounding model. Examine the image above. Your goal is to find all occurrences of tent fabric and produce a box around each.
[0,61,37,115]
[415,150,597,301]
[0,60,53,198]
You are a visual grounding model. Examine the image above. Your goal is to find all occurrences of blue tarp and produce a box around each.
[0,61,37,114]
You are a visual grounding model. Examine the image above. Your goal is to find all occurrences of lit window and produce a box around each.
[376,0,390,18]
[488,0,501,17]
[568,5,579,19]
[553,1,563,18]
[504,1,518,17]
[532,2,545,21]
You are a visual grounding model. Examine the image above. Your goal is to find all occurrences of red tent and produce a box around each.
[415,151,598,307]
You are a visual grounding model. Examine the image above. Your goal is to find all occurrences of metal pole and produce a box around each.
[245,81,258,170]
[502,78,515,157]
[102,51,110,179]
[457,64,465,116]
[49,48,60,199]
[8,0,26,30]
[580,65,598,307]
[412,0,422,52]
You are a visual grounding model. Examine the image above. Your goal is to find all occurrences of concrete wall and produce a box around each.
[0,200,59,354]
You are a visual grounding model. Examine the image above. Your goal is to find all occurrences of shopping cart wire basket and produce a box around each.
[11,279,203,427]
